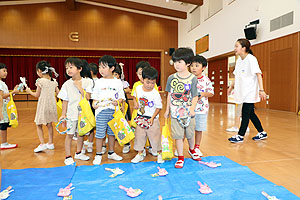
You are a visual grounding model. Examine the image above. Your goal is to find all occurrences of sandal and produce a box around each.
[175,159,184,168]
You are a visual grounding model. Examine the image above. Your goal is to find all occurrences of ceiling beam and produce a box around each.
[66,0,76,10]
[173,0,203,6]
[87,0,187,19]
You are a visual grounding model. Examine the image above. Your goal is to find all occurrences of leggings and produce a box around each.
[238,103,264,136]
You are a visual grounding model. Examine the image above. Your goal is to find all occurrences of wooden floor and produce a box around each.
[1,101,300,197]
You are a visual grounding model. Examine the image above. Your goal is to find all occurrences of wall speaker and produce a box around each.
[169,48,175,56]
[244,27,257,40]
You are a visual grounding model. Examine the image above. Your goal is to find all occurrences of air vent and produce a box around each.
[270,11,293,32]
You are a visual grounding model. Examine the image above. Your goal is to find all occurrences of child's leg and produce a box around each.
[65,134,73,156]
[146,119,161,154]
[88,129,94,143]
[0,130,7,144]
[36,124,45,144]
[76,136,84,153]
[107,135,115,152]
[195,131,202,146]
[46,123,53,144]
[96,138,104,153]
[175,139,184,156]
[131,125,147,163]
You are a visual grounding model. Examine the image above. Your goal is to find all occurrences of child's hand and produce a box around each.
[227,86,233,96]
[133,102,139,110]
[12,85,19,94]
[25,87,31,94]
[164,110,169,119]
[259,91,267,101]
[93,101,100,109]
[59,115,67,127]
[149,118,154,126]
[112,100,118,106]
[73,80,82,90]
[189,110,195,117]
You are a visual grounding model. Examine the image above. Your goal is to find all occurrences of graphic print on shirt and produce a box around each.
[170,78,192,107]
[138,96,154,115]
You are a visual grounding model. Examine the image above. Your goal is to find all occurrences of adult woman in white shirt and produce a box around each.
[227,38,267,143]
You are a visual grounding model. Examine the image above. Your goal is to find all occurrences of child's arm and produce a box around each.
[26,85,41,98]
[199,92,214,98]
[149,108,161,125]
[257,73,267,101]
[189,96,198,117]
[92,100,100,110]
[2,85,19,99]
[85,92,91,100]
[0,91,3,120]
[59,100,68,121]
[124,87,130,93]
[55,87,60,96]
[164,92,171,118]
[133,97,138,109]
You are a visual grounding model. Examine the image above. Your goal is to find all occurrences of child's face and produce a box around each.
[65,63,81,78]
[99,63,114,78]
[0,68,7,79]
[113,72,120,79]
[234,41,244,56]
[143,78,156,91]
[136,68,143,82]
[190,62,205,77]
[173,60,188,73]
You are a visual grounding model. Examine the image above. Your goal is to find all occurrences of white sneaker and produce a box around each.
[157,153,165,164]
[0,143,17,150]
[174,149,178,157]
[81,145,86,154]
[72,135,78,141]
[246,127,250,132]
[226,127,239,132]
[34,144,47,153]
[142,149,146,157]
[87,142,93,153]
[122,144,131,154]
[195,148,203,157]
[74,152,90,161]
[64,157,75,165]
[101,146,106,154]
[46,143,55,150]
[148,148,158,157]
[108,153,123,161]
[131,153,145,163]
[93,155,102,165]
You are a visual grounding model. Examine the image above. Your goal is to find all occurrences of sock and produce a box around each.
[195,144,200,149]
[108,151,114,155]
[189,148,196,154]
[65,155,72,159]
[76,151,81,155]
[178,156,184,161]
[96,152,103,156]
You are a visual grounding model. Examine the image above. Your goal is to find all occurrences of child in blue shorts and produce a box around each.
[190,55,214,156]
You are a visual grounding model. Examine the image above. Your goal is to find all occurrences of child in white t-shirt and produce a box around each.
[228,38,267,143]
[91,55,125,165]
[190,55,214,156]
[58,57,93,165]
[131,66,164,163]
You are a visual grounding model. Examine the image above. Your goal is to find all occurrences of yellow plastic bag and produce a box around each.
[55,99,62,126]
[108,102,135,146]
[6,93,18,128]
[78,91,96,136]
[161,119,173,160]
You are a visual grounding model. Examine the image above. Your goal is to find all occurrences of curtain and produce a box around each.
[0,48,161,89]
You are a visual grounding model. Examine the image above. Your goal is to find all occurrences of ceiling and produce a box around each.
[0,0,203,19]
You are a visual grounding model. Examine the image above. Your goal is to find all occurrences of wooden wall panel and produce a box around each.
[0,2,178,89]
[252,32,299,112]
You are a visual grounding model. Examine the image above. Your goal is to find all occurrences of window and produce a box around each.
[208,0,222,18]
[190,6,200,30]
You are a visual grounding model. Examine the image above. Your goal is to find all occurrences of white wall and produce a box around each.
[178,0,300,58]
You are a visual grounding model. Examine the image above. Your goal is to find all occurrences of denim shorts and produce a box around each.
[195,114,207,131]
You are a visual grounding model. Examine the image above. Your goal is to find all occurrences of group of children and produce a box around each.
[0,38,268,169]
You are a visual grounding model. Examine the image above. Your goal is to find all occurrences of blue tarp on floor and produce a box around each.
[1,164,76,200]
[2,156,299,199]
